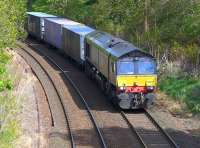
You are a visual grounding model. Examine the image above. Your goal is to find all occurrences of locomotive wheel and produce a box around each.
[143,99,154,109]
[108,88,117,106]
[100,80,106,93]
[143,93,155,109]
[104,84,109,95]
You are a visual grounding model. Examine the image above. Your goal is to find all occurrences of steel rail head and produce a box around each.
[145,110,179,148]
[15,47,55,127]
[23,41,107,148]
[121,111,147,148]
[44,52,107,148]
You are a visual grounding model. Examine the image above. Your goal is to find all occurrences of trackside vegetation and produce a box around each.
[31,0,200,113]
[159,75,200,113]
[0,51,19,148]
[0,0,26,147]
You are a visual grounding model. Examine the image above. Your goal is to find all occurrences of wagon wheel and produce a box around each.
[85,63,91,79]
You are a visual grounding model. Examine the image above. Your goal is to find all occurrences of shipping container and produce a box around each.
[62,24,94,63]
[26,12,57,40]
[44,18,80,50]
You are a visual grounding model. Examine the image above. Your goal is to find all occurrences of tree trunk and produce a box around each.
[27,0,32,11]
[144,0,149,32]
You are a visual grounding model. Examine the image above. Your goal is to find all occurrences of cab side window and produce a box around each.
[111,62,115,73]
[86,43,90,58]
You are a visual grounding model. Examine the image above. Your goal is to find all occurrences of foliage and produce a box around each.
[0,0,23,145]
[32,0,200,69]
[0,0,26,50]
[159,75,200,113]
[0,52,13,91]
[0,51,18,148]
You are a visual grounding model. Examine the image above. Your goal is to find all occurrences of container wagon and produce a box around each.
[44,18,80,50]
[62,24,94,64]
[26,12,57,40]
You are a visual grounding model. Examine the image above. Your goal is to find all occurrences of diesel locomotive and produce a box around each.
[27,12,157,109]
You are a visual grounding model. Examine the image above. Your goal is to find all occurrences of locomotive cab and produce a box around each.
[116,55,157,109]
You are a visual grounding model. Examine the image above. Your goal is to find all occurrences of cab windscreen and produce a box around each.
[117,57,156,75]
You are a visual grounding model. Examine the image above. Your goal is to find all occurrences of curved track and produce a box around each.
[16,47,74,148]
[18,38,179,148]
[121,110,179,148]
[17,42,107,148]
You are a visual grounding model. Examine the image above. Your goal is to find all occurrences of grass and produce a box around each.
[0,95,20,148]
[159,75,200,113]
[0,50,19,148]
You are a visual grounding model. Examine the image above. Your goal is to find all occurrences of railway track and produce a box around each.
[16,47,73,148]
[18,39,179,148]
[17,42,107,148]
[121,110,179,148]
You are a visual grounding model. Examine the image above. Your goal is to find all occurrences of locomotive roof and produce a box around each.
[45,17,80,26]
[86,31,153,59]
[27,12,57,18]
[63,24,95,36]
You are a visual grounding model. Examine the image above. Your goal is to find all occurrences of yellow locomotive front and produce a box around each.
[116,56,157,109]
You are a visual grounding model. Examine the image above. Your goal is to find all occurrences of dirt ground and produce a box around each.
[149,92,200,148]
[8,49,51,148]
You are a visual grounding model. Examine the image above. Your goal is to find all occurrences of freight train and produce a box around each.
[26,12,157,109]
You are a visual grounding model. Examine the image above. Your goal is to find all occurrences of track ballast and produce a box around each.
[121,110,179,148]
[17,41,107,148]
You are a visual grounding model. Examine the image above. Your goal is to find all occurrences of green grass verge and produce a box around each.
[0,100,20,148]
[159,75,200,113]
[0,50,19,148]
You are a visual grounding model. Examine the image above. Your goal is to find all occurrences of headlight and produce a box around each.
[146,86,154,91]
[119,86,125,90]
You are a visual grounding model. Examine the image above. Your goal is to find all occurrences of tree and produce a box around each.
[0,0,26,50]
[144,0,149,32]
[27,0,32,11]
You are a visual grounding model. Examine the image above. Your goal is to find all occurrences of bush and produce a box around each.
[0,51,16,148]
[159,75,200,113]
[0,52,13,92]
[185,83,200,113]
